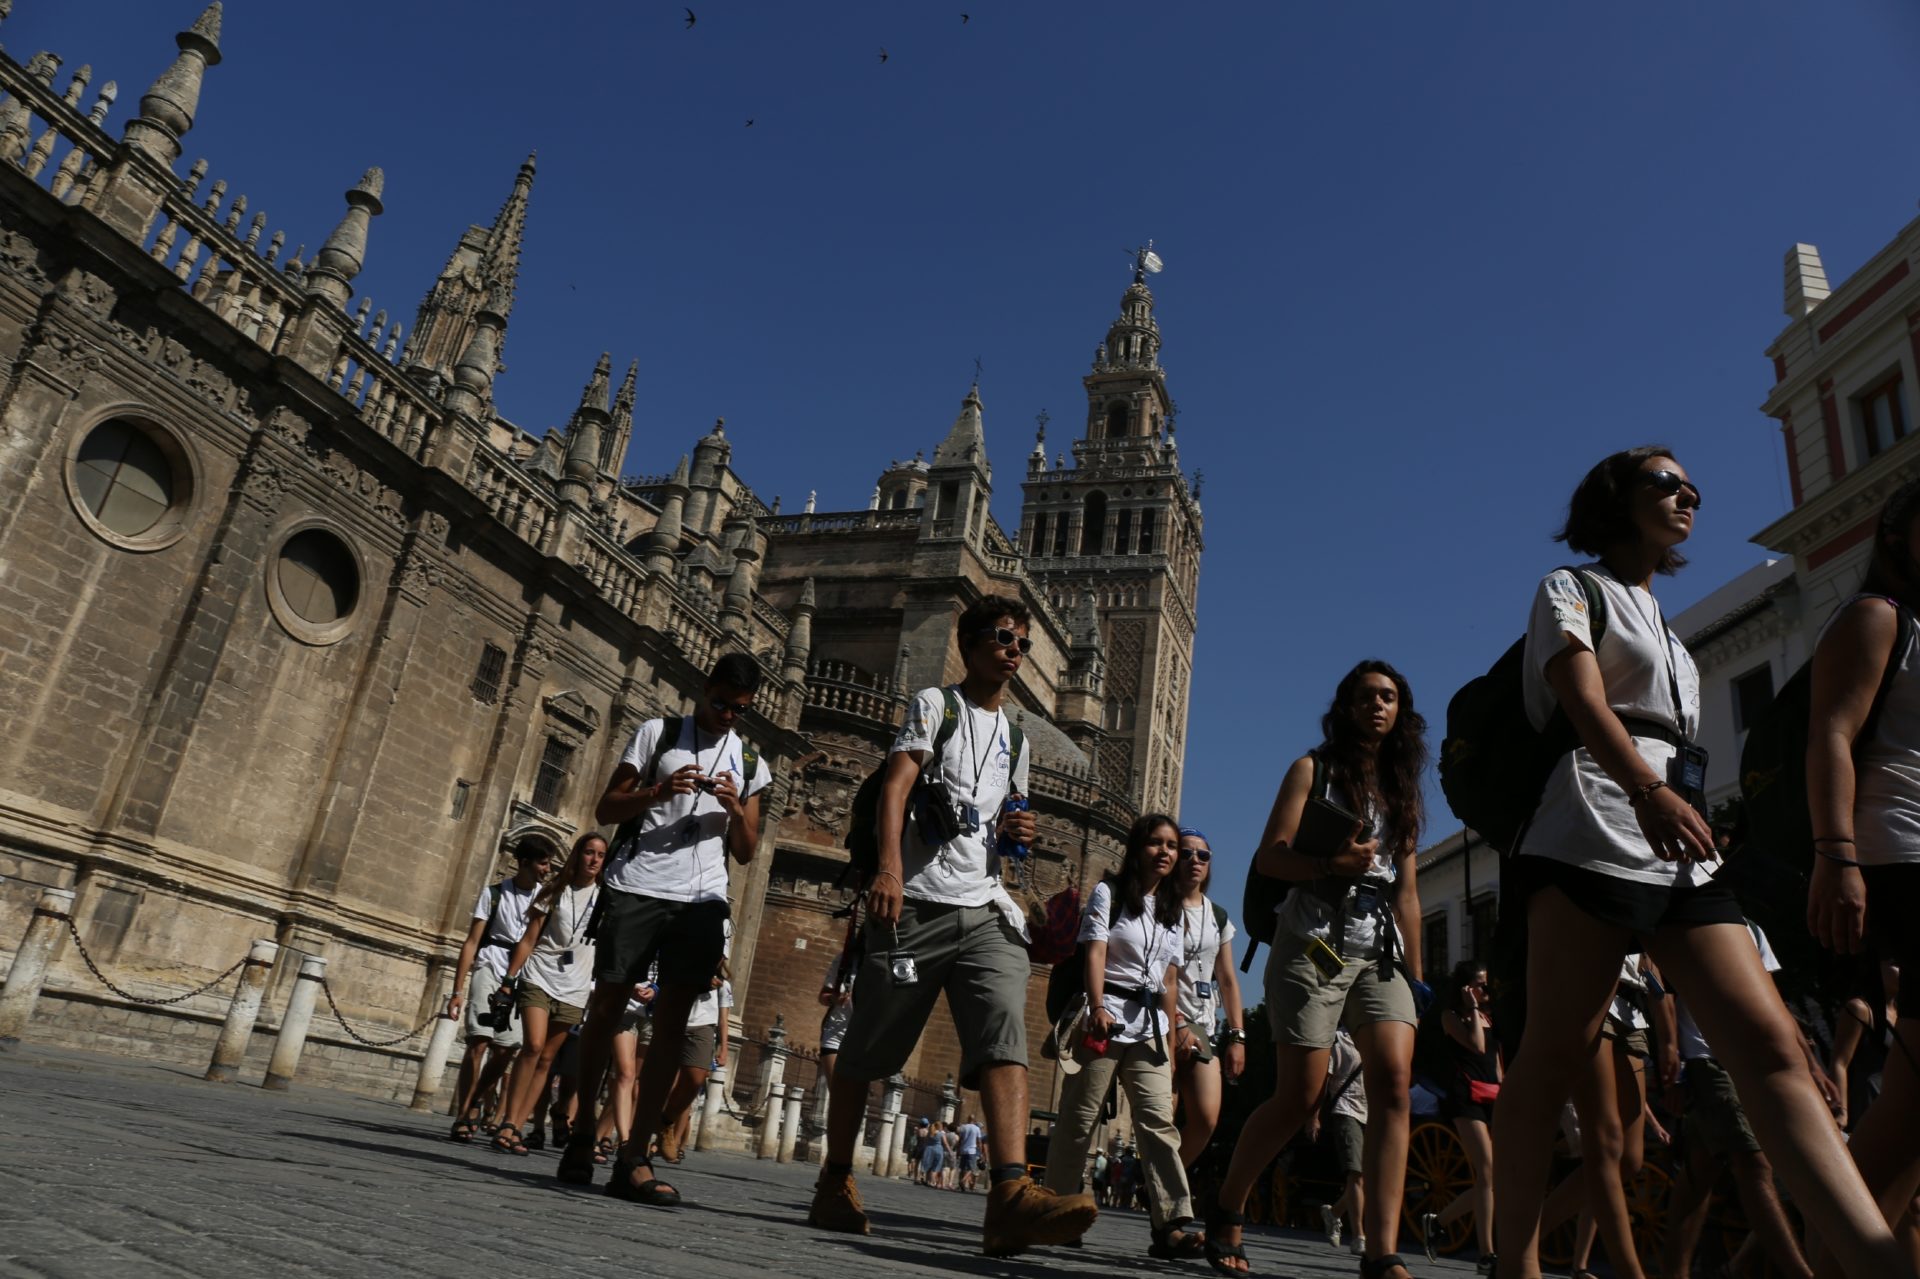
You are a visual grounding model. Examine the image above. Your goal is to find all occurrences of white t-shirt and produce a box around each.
[604,716,770,903]
[1609,953,1649,1031]
[471,877,541,980]
[1274,775,1401,958]
[1176,897,1236,1028]
[890,687,1031,934]
[1821,596,1920,867]
[1516,566,1713,888]
[1676,922,1779,1060]
[621,960,660,1019]
[1080,880,1181,1044]
[1326,1029,1368,1123]
[519,881,599,1006]
[686,978,734,1030]
[820,953,855,1048]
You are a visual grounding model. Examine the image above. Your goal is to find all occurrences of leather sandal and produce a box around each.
[1359,1253,1413,1279]
[492,1123,529,1156]
[555,1136,597,1185]
[1204,1205,1251,1275]
[605,1155,682,1207]
[1150,1222,1210,1259]
[593,1136,617,1166]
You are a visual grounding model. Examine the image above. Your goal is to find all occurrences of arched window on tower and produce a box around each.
[1081,492,1107,555]
[1105,402,1129,439]
[1138,508,1157,555]
[1114,509,1133,557]
[1030,513,1050,557]
[1053,514,1071,557]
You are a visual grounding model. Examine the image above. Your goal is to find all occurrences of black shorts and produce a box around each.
[1508,855,1744,936]
[589,889,729,992]
[1864,863,1920,976]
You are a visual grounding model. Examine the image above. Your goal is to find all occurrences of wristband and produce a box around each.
[1628,779,1667,807]
[1813,836,1856,846]
[871,870,903,888]
[1814,847,1864,868]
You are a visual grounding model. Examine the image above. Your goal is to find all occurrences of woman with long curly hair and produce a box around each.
[1206,659,1429,1279]
[1489,446,1915,1279]
[1045,812,1201,1259]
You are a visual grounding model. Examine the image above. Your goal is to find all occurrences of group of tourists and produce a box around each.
[424,445,1919,1279]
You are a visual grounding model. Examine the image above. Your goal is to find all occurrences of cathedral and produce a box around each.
[0,3,1202,1106]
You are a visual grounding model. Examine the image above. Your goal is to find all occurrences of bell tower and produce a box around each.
[1019,247,1203,812]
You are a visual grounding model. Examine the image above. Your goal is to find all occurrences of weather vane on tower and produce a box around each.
[1127,240,1164,283]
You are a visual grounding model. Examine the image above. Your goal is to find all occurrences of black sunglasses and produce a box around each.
[1642,469,1702,509]
[1179,848,1211,863]
[709,698,753,716]
[974,627,1033,655]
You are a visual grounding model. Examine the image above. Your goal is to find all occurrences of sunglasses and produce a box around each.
[709,698,753,716]
[1179,848,1211,863]
[975,627,1033,655]
[1642,469,1702,510]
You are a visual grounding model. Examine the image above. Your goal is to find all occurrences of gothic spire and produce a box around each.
[602,357,638,474]
[481,151,536,317]
[931,384,987,470]
[123,3,222,167]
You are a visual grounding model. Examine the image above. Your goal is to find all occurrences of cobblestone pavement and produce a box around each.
[0,1043,1483,1278]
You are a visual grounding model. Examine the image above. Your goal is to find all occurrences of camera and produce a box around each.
[482,979,519,1033]
[695,775,719,793]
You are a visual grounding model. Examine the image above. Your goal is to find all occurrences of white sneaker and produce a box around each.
[1349,1235,1366,1256]
[1319,1204,1342,1248]
[1420,1211,1440,1263]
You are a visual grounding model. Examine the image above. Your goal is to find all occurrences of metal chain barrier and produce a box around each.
[317,975,436,1049]
[63,917,247,1006]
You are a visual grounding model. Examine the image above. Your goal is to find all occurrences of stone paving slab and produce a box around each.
[0,1043,1482,1278]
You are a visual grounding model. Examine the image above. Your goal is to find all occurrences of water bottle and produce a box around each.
[997,794,1030,860]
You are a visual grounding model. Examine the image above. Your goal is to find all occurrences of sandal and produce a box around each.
[593,1136,617,1166]
[555,1136,596,1186]
[550,1106,572,1149]
[524,1125,546,1152]
[449,1117,476,1143]
[1359,1254,1413,1279]
[1204,1205,1251,1275]
[1150,1222,1210,1259]
[492,1123,529,1156]
[605,1155,682,1207]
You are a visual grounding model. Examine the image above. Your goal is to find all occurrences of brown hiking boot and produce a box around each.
[982,1176,1098,1257]
[807,1169,871,1235]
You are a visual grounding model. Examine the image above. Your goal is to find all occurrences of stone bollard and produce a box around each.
[262,954,327,1090]
[756,1084,783,1160]
[0,887,76,1048]
[408,1013,462,1111]
[887,1110,910,1178]
[777,1084,804,1163]
[939,1072,959,1125]
[695,1061,728,1152]
[870,1102,897,1175]
[204,939,279,1081]
[758,1014,788,1106]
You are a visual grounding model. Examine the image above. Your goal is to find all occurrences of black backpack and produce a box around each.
[610,716,761,858]
[1439,568,1608,854]
[841,688,1024,888]
[1239,753,1328,974]
[1734,598,1915,909]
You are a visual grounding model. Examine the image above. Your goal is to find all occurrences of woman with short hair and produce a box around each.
[1169,827,1247,1169]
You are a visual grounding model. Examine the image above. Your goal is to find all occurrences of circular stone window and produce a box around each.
[65,416,197,550]
[267,525,362,644]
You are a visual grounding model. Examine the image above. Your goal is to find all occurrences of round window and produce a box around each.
[276,529,359,625]
[66,417,196,550]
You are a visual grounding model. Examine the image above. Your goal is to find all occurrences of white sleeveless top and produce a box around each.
[1820,595,1920,867]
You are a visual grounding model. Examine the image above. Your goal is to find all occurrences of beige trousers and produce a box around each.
[1044,1037,1193,1230]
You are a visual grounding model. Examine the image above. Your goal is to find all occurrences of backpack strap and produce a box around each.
[741,739,760,786]
[1008,723,1025,784]
[1861,599,1917,746]
[1212,901,1230,939]
[1555,565,1610,649]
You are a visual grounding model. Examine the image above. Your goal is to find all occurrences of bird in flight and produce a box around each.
[961,13,970,21]
[878,46,889,63]
[745,118,755,127]
[684,7,696,29]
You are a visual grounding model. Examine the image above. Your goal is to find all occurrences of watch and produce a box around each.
[1221,1027,1246,1044]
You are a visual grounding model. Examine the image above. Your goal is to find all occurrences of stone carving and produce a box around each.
[801,764,858,837]
[59,267,116,317]
[542,689,601,748]
[237,458,285,509]
[27,324,104,386]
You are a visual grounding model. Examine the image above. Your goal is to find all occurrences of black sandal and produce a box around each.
[605,1155,682,1207]
[449,1117,476,1143]
[492,1123,529,1156]
[550,1106,572,1149]
[556,1137,596,1185]
[1203,1205,1251,1275]
[1359,1254,1413,1279]
[593,1136,617,1165]
[1150,1222,1210,1259]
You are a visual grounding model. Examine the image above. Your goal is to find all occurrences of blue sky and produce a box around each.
[25,1,1920,992]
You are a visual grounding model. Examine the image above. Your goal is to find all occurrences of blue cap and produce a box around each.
[1178,826,1208,845]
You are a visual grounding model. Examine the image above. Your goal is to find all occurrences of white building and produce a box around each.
[1413,828,1501,975]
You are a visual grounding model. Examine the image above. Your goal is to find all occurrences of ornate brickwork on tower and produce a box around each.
[0,4,1202,1112]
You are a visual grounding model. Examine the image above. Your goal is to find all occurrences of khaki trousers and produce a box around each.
[1044,1038,1193,1230]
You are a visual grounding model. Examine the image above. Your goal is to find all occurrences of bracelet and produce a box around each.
[870,870,903,888]
[1813,836,1856,846]
[1814,847,1865,868]
[1628,779,1667,806]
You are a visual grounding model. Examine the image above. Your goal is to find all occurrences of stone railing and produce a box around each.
[752,594,791,641]
[0,50,120,208]
[323,315,439,460]
[668,595,725,673]
[1029,761,1098,808]
[467,446,557,549]
[574,525,645,615]
[805,663,906,728]
[761,509,921,536]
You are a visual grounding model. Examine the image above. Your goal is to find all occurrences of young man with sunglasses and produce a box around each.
[555,652,767,1204]
[807,595,1099,1255]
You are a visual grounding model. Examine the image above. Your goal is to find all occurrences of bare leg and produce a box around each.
[1493,889,1633,1279]
[977,1061,1030,1168]
[823,1061,873,1165]
[1650,921,1916,1279]
[567,983,631,1154]
[1444,1116,1497,1258]
[1348,1171,1367,1242]
[1176,1057,1223,1169]
[1727,1149,1814,1279]
[452,1039,491,1121]
[1660,1134,1717,1279]
[1211,1041,1329,1269]
[501,1005,556,1132]
[1353,1019,1416,1276]
[621,982,698,1179]
[1843,1020,1920,1230]
[1570,1034,1643,1279]
[605,1029,638,1147]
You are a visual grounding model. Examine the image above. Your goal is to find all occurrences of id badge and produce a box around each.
[1352,883,1381,916]
[958,803,981,834]
[1670,744,1709,802]
[1195,980,1213,1001]
[558,949,575,969]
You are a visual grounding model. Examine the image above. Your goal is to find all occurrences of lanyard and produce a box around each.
[1182,899,1214,967]
[957,693,1004,804]
[1616,575,1688,737]
[561,885,597,948]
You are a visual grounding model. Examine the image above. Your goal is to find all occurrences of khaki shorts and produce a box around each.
[682,1023,719,1069]
[464,965,523,1049]
[1327,1112,1365,1176]
[835,898,1029,1089]
[1684,1057,1760,1157]
[1601,1016,1651,1060]
[1264,931,1417,1047]
[618,1009,653,1042]
[516,982,585,1028]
